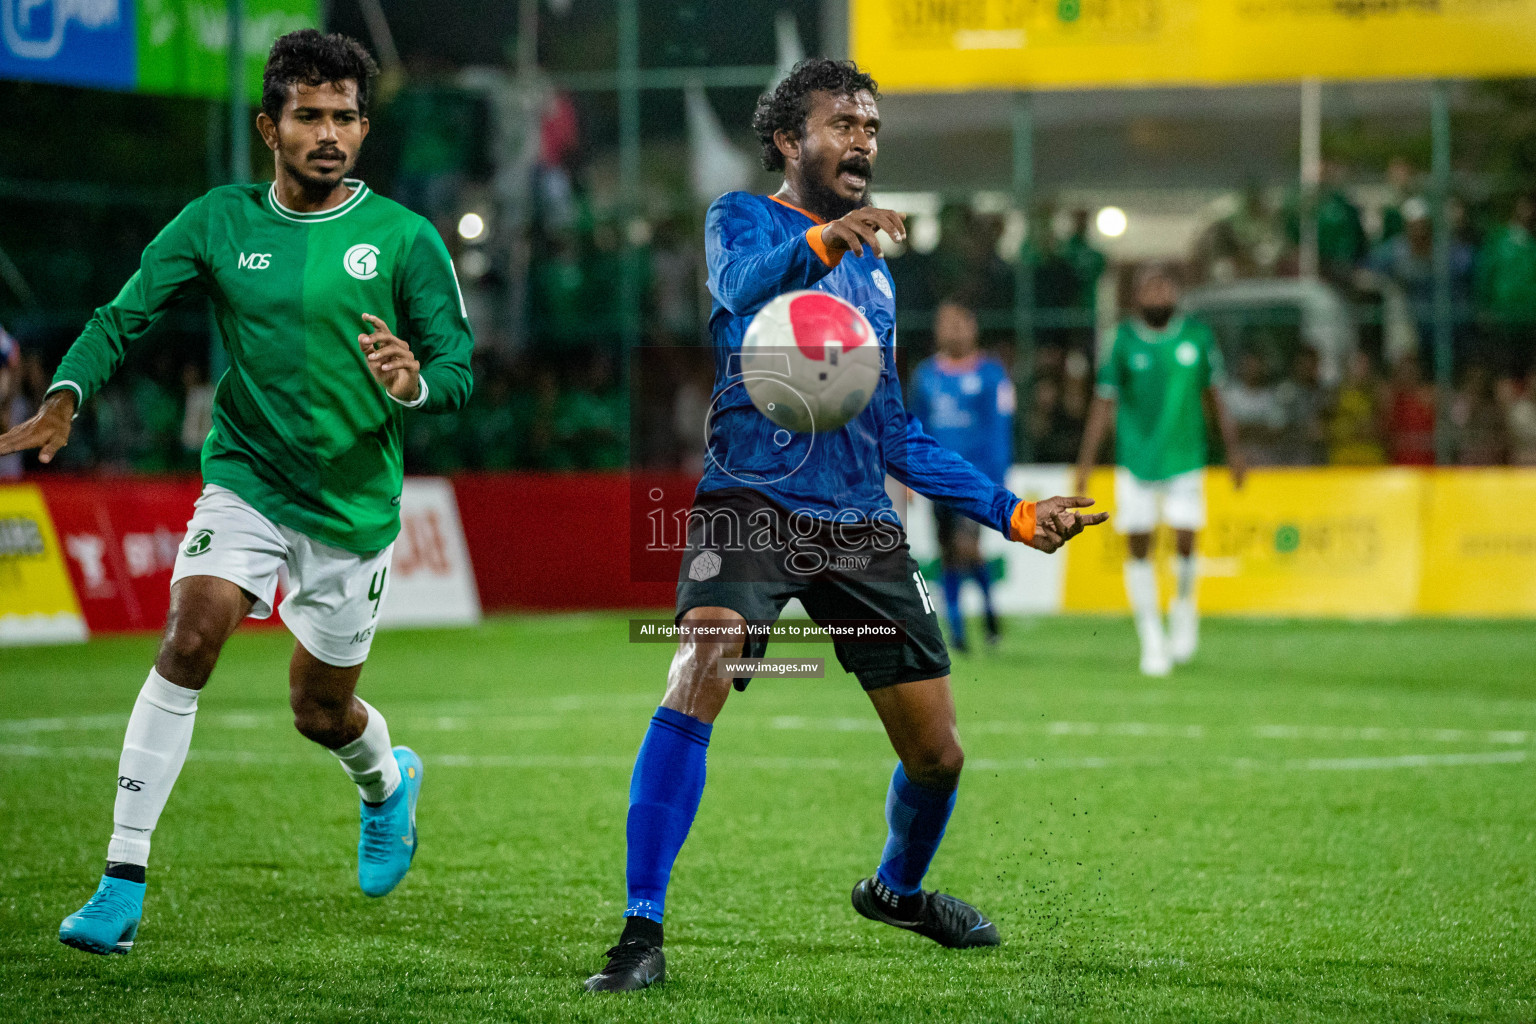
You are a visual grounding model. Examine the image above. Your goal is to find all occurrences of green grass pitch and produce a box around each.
[2,615,1534,1022]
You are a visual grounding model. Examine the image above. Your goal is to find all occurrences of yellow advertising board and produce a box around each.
[852,0,1536,92]
[1418,469,1536,617]
[0,484,88,645]
[1062,468,1426,618]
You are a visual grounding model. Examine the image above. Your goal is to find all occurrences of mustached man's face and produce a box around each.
[781,89,879,222]
[258,80,369,193]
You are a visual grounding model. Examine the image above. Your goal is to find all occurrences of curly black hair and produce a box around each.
[261,29,379,122]
[751,58,879,172]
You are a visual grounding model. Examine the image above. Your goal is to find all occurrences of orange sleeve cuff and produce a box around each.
[1009,500,1037,544]
[805,225,844,268]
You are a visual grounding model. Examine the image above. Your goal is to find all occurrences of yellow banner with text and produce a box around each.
[0,484,88,645]
[1418,470,1536,617]
[852,0,1536,92]
[1058,467,1526,618]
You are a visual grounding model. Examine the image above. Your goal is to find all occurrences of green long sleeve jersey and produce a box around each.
[49,180,474,554]
[1094,316,1222,482]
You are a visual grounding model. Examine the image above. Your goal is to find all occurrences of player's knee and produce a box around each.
[667,641,734,692]
[288,684,351,749]
[659,638,738,723]
[289,692,352,747]
[157,619,225,686]
[905,741,965,790]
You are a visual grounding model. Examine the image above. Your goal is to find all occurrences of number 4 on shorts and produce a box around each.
[369,567,388,616]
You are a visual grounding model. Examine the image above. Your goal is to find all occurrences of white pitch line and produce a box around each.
[1288,750,1528,771]
[1,714,1532,746]
[3,744,1531,775]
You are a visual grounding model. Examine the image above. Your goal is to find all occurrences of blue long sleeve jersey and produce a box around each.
[696,192,1026,539]
[909,354,1016,487]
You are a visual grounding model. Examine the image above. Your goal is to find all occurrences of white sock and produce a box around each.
[1174,554,1198,605]
[331,699,401,805]
[108,669,200,867]
[1123,559,1166,653]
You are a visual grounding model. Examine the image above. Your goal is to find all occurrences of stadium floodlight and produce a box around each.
[1096,206,1128,238]
[457,212,486,242]
[1095,206,1128,238]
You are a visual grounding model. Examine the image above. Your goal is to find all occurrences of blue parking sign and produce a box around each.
[0,0,136,90]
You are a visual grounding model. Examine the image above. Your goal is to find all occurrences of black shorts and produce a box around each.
[675,487,950,692]
[933,503,981,551]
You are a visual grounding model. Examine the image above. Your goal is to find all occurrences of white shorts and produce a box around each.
[170,485,394,667]
[1114,467,1206,535]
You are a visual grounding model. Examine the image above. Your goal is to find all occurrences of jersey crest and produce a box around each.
[344,243,381,280]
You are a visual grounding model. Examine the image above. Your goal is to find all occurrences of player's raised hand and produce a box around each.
[1026,495,1109,554]
[358,314,422,404]
[820,207,907,260]
[0,389,75,464]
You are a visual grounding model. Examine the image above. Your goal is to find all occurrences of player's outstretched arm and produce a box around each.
[30,197,208,437]
[0,389,76,464]
[884,374,1106,552]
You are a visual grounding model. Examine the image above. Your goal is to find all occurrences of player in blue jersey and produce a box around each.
[584,59,1107,993]
[909,300,1016,651]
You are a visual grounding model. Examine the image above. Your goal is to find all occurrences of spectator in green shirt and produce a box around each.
[1474,193,1536,373]
[1062,209,1107,347]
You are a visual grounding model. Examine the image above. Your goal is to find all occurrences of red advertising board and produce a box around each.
[452,472,691,611]
[36,477,208,633]
[31,471,689,632]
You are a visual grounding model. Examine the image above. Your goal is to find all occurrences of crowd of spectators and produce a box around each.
[1186,156,1536,466]
[1212,346,1536,467]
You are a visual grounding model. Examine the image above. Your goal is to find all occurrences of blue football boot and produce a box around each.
[59,875,145,955]
[357,746,422,897]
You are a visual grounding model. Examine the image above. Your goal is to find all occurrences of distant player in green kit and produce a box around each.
[0,31,473,955]
[1075,266,1244,676]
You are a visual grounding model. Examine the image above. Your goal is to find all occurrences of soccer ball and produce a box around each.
[739,291,881,434]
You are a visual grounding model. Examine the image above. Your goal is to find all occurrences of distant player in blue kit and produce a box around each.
[584,59,1107,992]
[909,300,1016,651]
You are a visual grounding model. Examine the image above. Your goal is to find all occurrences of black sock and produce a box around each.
[105,861,146,884]
[620,915,664,947]
[871,876,925,921]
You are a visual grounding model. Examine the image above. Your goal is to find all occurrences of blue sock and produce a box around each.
[970,564,993,609]
[941,569,966,645]
[875,762,958,896]
[971,564,997,632]
[624,706,712,923]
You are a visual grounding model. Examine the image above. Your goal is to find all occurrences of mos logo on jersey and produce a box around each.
[344,243,381,280]
[238,253,271,270]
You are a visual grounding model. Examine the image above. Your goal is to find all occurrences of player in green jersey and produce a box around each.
[1075,266,1245,676]
[0,31,473,956]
